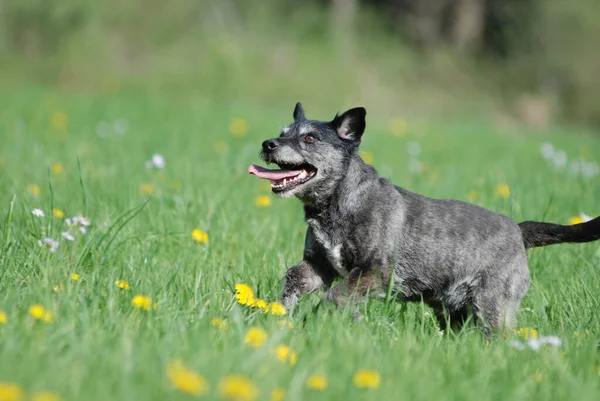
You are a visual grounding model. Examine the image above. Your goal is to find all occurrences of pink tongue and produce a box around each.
[248,164,302,181]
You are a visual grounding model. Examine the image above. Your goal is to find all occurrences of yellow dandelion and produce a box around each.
[244,327,268,348]
[255,195,272,208]
[70,273,80,281]
[214,140,228,154]
[270,387,285,401]
[353,369,381,389]
[166,359,209,396]
[229,118,248,137]
[51,162,65,175]
[132,295,153,311]
[210,318,229,330]
[139,183,155,195]
[495,183,511,199]
[266,302,287,316]
[234,284,255,306]
[27,184,41,197]
[516,328,538,340]
[0,311,7,324]
[306,375,327,390]
[52,209,64,218]
[389,118,408,137]
[31,391,61,401]
[466,190,478,203]
[359,151,374,165]
[191,229,209,244]
[569,216,584,225]
[218,375,258,401]
[251,298,267,310]
[115,280,130,290]
[42,311,53,323]
[52,285,61,293]
[274,345,298,366]
[0,383,23,401]
[278,320,294,329]
[28,304,46,320]
[51,111,68,132]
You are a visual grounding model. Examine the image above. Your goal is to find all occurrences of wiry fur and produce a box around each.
[253,102,600,334]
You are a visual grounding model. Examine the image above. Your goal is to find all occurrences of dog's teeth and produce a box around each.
[283,179,287,186]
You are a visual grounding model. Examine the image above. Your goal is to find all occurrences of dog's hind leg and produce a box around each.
[282,260,336,310]
[473,258,530,336]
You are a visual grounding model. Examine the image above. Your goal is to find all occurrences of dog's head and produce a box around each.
[248,102,366,202]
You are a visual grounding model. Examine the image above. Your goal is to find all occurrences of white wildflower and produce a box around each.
[31,208,45,217]
[567,160,598,178]
[540,335,562,347]
[96,121,111,137]
[38,237,59,253]
[76,216,91,226]
[581,161,598,178]
[113,118,129,135]
[409,159,422,174]
[145,154,166,169]
[407,141,421,157]
[64,215,91,237]
[526,338,541,351]
[61,232,75,241]
[540,143,554,159]
[552,150,567,169]
[152,154,166,169]
[525,335,562,351]
[510,335,562,351]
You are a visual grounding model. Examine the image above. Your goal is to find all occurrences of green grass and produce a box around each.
[0,86,599,401]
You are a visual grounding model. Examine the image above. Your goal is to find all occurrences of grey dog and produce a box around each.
[248,103,600,334]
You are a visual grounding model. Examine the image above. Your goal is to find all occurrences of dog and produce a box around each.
[248,102,600,334]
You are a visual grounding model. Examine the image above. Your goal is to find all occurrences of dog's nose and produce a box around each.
[262,139,279,151]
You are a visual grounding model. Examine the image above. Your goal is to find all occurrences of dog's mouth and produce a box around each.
[248,163,317,193]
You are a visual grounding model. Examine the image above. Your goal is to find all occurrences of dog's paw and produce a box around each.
[282,294,298,311]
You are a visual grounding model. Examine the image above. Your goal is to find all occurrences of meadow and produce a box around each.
[0,86,599,401]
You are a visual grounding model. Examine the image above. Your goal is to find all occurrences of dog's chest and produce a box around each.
[307,219,348,276]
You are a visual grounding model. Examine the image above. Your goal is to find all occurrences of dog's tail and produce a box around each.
[519,216,600,249]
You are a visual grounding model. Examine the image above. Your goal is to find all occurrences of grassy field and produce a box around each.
[0,86,599,401]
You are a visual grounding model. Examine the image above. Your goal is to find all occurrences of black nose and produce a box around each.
[262,139,279,151]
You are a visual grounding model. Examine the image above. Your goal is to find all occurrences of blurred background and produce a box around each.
[1,0,600,131]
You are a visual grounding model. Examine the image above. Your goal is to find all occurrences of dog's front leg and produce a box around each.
[325,267,384,316]
[282,260,333,310]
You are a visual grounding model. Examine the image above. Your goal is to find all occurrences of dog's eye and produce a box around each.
[304,134,316,143]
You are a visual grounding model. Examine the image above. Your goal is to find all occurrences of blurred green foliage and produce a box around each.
[1,0,599,129]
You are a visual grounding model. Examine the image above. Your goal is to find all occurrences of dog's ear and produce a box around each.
[332,107,366,141]
[293,102,306,122]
